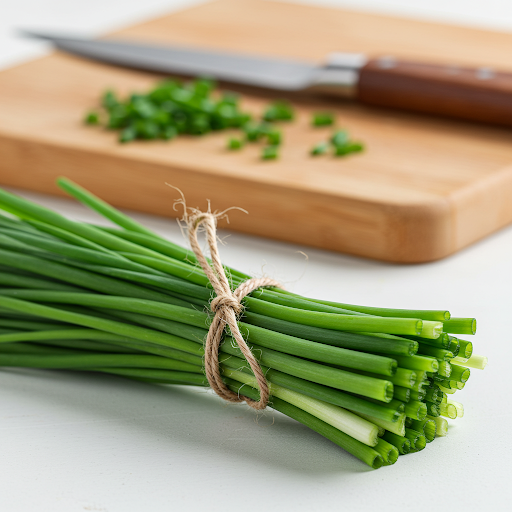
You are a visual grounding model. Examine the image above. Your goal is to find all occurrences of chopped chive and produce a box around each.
[227,137,244,150]
[84,111,100,125]
[261,145,279,160]
[331,130,349,146]
[334,142,365,157]
[119,127,136,143]
[312,112,335,126]
[266,129,282,146]
[243,123,263,142]
[262,101,294,122]
[311,141,329,156]
[102,90,118,110]
[161,126,178,140]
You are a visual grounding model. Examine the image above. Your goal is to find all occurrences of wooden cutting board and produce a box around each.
[1,0,512,263]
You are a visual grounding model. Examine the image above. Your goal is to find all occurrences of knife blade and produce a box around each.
[22,31,512,127]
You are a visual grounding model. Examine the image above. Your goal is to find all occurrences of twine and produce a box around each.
[183,207,282,410]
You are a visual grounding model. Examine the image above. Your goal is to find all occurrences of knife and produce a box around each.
[23,31,512,126]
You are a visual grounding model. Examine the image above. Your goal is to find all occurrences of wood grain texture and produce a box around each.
[358,58,512,125]
[1,0,512,262]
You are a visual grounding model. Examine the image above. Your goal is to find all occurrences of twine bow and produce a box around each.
[185,209,282,410]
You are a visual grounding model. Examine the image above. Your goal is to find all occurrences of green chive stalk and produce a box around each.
[404,428,426,451]
[452,354,487,370]
[443,318,477,335]
[382,432,411,455]
[0,179,486,469]
[439,403,457,419]
[409,419,436,442]
[428,416,449,437]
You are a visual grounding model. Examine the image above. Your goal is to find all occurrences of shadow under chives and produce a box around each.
[0,367,375,475]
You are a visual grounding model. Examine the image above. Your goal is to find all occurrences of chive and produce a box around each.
[331,130,349,146]
[404,428,426,451]
[439,403,457,419]
[161,126,178,140]
[265,128,282,146]
[447,399,464,418]
[457,338,474,359]
[382,432,411,455]
[224,367,380,446]
[312,112,335,126]
[244,312,417,356]
[220,356,398,422]
[354,367,416,389]
[390,354,439,372]
[437,360,452,378]
[409,419,436,442]
[243,122,263,141]
[227,137,244,150]
[449,364,470,383]
[233,386,383,469]
[424,387,441,404]
[310,142,329,156]
[84,111,100,125]
[118,127,136,143]
[404,400,427,421]
[334,142,364,157]
[417,345,454,360]
[426,415,448,437]
[409,389,426,401]
[261,145,279,160]
[374,438,399,464]
[438,384,456,395]
[102,90,118,110]
[425,402,440,417]
[0,352,202,372]
[393,386,410,402]
[357,412,405,437]
[262,101,294,122]
[451,354,487,370]
[443,318,477,335]
[56,177,161,240]
[306,300,450,323]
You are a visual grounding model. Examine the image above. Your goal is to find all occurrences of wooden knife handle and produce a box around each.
[358,57,512,126]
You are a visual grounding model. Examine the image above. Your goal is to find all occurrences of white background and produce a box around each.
[1,1,511,511]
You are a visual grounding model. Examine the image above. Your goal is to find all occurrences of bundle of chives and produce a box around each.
[0,178,487,469]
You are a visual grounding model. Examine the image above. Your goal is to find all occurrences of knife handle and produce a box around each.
[358,57,512,126]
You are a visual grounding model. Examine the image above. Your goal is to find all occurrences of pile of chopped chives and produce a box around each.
[0,178,486,469]
[85,78,364,159]
[85,78,251,142]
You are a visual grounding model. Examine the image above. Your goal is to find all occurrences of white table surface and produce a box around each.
[1,1,511,511]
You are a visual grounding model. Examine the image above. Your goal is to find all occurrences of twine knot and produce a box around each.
[210,295,243,315]
[181,203,283,410]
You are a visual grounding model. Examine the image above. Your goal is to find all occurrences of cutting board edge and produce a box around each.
[0,131,460,263]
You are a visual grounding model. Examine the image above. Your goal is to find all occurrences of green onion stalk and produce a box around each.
[0,178,487,469]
